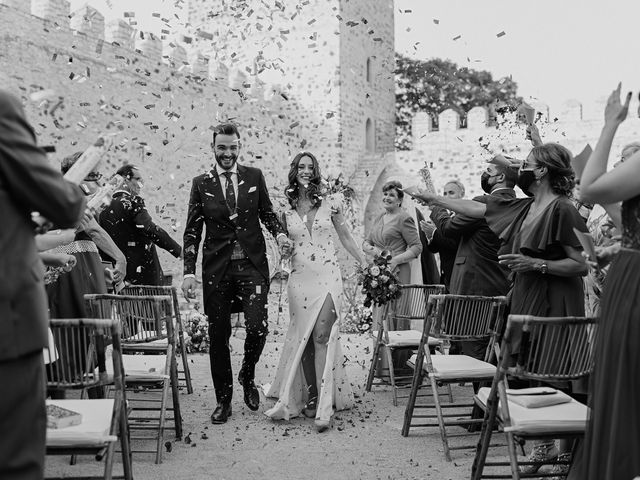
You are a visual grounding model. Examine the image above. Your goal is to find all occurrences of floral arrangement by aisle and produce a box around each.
[343,303,374,334]
[184,304,210,353]
[355,251,402,331]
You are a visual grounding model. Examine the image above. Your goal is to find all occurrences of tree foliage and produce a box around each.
[395,54,521,150]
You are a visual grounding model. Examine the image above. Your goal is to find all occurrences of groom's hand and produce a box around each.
[182,276,197,302]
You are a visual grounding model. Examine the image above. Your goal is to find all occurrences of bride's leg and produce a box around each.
[312,294,338,396]
[301,336,317,403]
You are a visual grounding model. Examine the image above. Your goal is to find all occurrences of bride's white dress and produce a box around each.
[265,195,354,422]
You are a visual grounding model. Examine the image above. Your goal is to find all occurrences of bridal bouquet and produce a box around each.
[357,251,402,308]
[184,305,210,353]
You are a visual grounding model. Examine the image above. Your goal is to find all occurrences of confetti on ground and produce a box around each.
[496,31,506,38]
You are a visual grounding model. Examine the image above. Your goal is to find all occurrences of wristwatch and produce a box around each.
[538,262,548,274]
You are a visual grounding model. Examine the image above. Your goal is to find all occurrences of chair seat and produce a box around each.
[105,353,169,381]
[124,330,166,343]
[46,399,117,447]
[373,330,441,347]
[476,387,589,434]
[408,353,496,379]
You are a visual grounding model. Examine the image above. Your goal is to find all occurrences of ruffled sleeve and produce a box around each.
[484,196,533,245]
[519,197,587,255]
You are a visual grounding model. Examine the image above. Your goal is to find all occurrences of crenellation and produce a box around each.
[135,31,163,63]
[438,108,460,131]
[105,19,135,50]
[163,44,188,69]
[467,106,489,129]
[69,4,104,40]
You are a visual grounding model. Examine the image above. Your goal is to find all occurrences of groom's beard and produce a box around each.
[215,152,238,171]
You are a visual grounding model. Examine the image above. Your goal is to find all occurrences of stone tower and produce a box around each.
[187,0,395,212]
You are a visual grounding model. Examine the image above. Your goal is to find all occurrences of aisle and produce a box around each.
[45,301,473,480]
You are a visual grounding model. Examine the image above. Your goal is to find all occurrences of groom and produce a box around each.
[182,123,290,424]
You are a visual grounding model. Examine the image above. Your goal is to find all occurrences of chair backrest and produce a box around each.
[504,315,598,382]
[382,284,445,342]
[46,318,123,390]
[427,294,508,341]
[121,284,183,335]
[84,294,174,345]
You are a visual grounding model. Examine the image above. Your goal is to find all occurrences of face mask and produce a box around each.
[480,173,498,194]
[517,169,537,197]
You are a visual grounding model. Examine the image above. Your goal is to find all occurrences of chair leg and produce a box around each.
[401,361,424,437]
[365,337,382,392]
[471,383,501,480]
[155,379,170,464]
[384,346,398,406]
[446,382,454,403]
[431,377,452,462]
[120,407,134,480]
[506,432,521,480]
[103,443,116,480]
[170,355,183,439]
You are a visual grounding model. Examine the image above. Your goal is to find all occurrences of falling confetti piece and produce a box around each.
[453,35,462,41]
[433,18,440,24]
[496,31,506,38]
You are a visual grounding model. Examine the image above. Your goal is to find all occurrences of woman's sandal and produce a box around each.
[302,396,318,418]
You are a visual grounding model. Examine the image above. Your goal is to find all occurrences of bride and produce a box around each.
[265,152,364,432]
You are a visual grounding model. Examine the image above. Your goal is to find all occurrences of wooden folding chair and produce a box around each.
[45,318,132,480]
[365,284,445,406]
[121,285,194,394]
[471,315,597,480]
[401,294,507,461]
[85,294,182,464]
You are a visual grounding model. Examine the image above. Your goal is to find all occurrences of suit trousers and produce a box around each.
[0,350,46,480]
[205,258,269,404]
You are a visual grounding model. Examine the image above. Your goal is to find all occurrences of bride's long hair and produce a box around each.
[285,151,323,209]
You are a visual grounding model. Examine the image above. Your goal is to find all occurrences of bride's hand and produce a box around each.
[604,83,632,127]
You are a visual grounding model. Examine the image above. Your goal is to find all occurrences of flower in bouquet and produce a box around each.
[357,251,402,308]
[184,304,210,353]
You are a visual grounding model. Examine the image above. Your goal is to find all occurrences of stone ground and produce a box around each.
[45,284,514,480]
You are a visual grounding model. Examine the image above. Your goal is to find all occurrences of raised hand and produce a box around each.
[604,83,632,126]
[404,186,435,205]
[526,123,542,147]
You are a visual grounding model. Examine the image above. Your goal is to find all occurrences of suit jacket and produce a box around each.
[183,164,285,303]
[99,191,182,285]
[430,188,516,296]
[0,89,85,361]
[425,212,459,289]
[415,208,441,284]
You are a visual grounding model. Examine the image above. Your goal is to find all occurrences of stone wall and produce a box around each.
[399,101,640,199]
[0,1,337,275]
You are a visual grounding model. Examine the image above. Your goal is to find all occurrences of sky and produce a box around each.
[394,0,640,106]
[70,0,640,106]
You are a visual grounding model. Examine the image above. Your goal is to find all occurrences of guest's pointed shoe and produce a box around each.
[210,403,232,424]
[314,417,332,433]
[302,396,318,418]
[238,369,260,411]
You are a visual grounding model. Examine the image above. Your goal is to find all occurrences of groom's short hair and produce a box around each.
[212,123,240,145]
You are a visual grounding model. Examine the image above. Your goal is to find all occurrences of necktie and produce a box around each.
[223,171,236,213]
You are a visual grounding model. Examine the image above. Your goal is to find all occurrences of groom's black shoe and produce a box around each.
[238,369,260,411]
[210,403,232,424]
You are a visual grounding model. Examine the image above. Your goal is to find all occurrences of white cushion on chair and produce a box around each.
[407,354,496,379]
[373,330,441,347]
[46,399,117,447]
[105,354,169,381]
[476,387,589,434]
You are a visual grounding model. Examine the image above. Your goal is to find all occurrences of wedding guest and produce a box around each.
[569,85,640,480]
[0,88,85,480]
[46,153,126,319]
[407,142,588,476]
[99,165,182,286]
[363,180,422,376]
[265,152,364,432]
[420,180,465,290]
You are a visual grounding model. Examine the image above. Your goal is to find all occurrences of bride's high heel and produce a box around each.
[302,396,318,418]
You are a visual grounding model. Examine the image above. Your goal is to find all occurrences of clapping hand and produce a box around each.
[526,123,542,147]
[605,83,632,127]
[419,219,436,237]
[583,243,621,270]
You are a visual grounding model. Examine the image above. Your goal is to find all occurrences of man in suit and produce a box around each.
[0,89,86,479]
[182,123,291,424]
[421,180,465,290]
[99,164,182,286]
[431,162,517,368]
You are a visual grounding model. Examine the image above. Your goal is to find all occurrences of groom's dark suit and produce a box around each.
[183,163,286,404]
